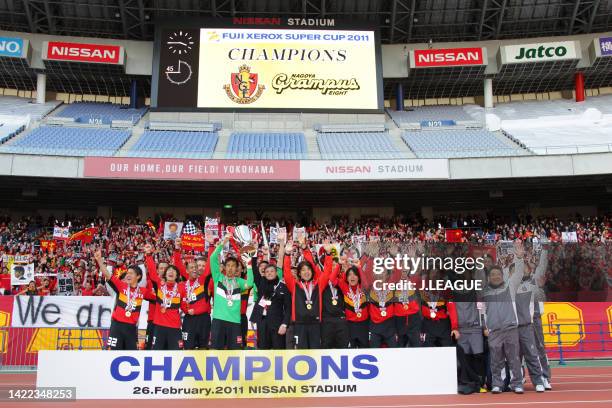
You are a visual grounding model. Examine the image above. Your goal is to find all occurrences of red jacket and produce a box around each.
[420,300,459,331]
[333,268,369,323]
[175,250,212,315]
[283,249,332,323]
[146,254,185,329]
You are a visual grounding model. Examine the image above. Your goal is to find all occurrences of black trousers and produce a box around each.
[152,325,183,350]
[422,318,453,347]
[256,318,286,350]
[348,320,370,348]
[144,321,155,350]
[182,313,211,349]
[321,318,349,349]
[211,318,243,350]
[293,322,321,349]
[108,320,138,350]
[241,314,249,349]
[370,318,398,348]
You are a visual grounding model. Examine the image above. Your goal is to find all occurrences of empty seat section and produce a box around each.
[317,132,403,159]
[226,132,307,159]
[402,129,523,158]
[1,126,131,156]
[128,130,219,158]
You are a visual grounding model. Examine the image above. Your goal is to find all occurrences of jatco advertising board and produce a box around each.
[152,18,383,112]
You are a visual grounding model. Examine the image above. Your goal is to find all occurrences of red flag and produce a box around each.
[445,229,463,243]
[146,220,156,233]
[181,234,205,252]
[40,240,57,252]
[69,227,98,244]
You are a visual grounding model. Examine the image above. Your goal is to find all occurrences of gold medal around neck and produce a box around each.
[227,300,234,307]
[430,311,437,319]
[332,299,338,306]
[381,310,387,317]
[306,303,313,310]
[160,307,166,314]
[125,311,131,317]
[356,312,362,318]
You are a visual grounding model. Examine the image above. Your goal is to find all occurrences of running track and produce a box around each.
[1,365,611,408]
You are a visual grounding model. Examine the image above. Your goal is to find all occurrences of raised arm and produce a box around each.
[172,239,188,281]
[210,234,229,283]
[534,248,548,287]
[93,249,111,281]
[283,241,296,291]
[317,246,334,288]
[144,244,160,287]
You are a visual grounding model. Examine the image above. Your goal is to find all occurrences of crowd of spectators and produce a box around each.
[0,213,610,296]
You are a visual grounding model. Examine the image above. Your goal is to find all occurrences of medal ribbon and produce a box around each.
[300,281,314,305]
[328,281,338,302]
[162,283,177,308]
[348,286,361,313]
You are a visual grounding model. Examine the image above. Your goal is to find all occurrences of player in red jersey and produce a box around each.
[144,243,186,350]
[334,259,370,348]
[94,249,151,350]
[174,238,213,349]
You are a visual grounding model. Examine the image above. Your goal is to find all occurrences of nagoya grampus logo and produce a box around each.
[224,65,265,104]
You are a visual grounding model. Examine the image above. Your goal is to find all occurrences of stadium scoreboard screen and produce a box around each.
[152,18,383,112]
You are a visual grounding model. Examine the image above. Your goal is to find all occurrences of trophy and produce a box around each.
[229,225,258,257]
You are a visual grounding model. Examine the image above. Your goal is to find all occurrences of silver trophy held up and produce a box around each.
[232,225,258,257]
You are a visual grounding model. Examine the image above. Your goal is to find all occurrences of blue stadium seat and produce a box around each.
[226,132,307,160]
[55,102,147,125]
[127,130,219,159]
[0,126,131,156]
[317,132,403,159]
[402,129,523,158]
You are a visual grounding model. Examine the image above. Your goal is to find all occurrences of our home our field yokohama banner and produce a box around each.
[37,348,457,399]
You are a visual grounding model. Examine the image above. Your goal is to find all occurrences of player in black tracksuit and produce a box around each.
[250,263,292,349]
[321,262,349,348]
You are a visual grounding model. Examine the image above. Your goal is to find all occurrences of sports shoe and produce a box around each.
[491,386,502,394]
[535,384,545,392]
[542,378,552,390]
[514,387,524,394]
[479,387,488,393]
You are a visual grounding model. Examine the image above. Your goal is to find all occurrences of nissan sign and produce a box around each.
[43,41,125,65]
[411,47,486,68]
[501,41,579,64]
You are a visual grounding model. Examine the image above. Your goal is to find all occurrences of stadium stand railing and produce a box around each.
[549,323,612,365]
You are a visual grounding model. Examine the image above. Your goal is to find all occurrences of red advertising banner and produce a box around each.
[83,157,301,181]
[45,41,123,64]
[412,47,485,68]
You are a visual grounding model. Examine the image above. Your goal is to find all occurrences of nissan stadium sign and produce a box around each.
[83,158,450,181]
[0,36,29,59]
[500,41,579,64]
[410,47,486,68]
[43,41,125,65]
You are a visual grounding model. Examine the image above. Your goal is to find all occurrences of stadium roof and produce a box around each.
[0,0,611,44]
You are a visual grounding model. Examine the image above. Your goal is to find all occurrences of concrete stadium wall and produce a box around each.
[1,152,611,180]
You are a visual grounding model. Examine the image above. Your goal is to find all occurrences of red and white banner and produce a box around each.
[43,41,124,65]
[83,158,449,181]
[410,47,486,68]
[84,157,301,181]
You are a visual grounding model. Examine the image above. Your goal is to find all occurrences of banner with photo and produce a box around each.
[163,222,183,241]
[10,263,34,286]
